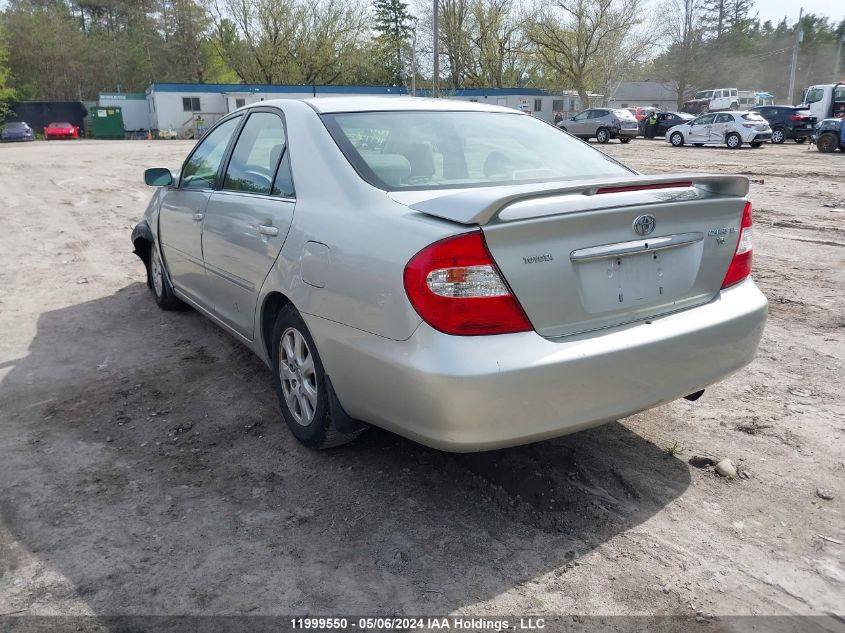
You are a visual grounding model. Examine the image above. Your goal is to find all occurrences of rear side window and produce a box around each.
[180,116,241,189]
[323,110,631,191]
[223,112,287,195]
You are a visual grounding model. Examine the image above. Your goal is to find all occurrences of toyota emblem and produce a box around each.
[633,214,656,236]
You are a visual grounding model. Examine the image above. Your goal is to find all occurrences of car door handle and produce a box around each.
[193,212,204,221]
[258,225,279,236]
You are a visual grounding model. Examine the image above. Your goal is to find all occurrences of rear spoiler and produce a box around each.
[407,174,750,226]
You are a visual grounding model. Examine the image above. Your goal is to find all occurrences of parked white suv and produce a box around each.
[683,88,740,114]
[666,111,772,149]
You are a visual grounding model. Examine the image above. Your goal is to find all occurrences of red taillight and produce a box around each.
[403,231,532,336]
[721,201,753,288]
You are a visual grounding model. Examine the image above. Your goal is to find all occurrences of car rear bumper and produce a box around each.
[306,279,768,452]
[615,128,639,139]
[752,133,772,141]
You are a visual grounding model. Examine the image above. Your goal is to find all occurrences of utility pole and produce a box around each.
[834,35,845,81]
[432,0,439,97]
[411,25,417,97]
[787,7,803,105]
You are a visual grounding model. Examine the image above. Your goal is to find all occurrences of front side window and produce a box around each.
[714,113,733,123]
[573,110,591,120]
[323,110,632,191]
[692,114,716,126]
[180,116,241,189]
[223,112,287,196]
[804,88,824,103]
[183,97,201,112]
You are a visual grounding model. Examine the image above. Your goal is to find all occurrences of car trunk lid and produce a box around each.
[391,175,749,338]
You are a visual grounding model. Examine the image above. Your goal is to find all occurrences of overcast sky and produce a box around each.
[753,0,845,26]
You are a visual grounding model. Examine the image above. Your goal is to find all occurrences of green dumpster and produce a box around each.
[89,107,125,139]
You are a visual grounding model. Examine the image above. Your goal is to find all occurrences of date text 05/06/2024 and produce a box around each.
[289,617,547,630]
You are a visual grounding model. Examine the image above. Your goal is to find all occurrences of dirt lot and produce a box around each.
[0,138,843,625]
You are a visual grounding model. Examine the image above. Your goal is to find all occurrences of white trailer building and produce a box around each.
[143,83,408,137]
[99,83,601,136]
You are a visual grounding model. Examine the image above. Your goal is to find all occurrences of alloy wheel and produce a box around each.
[772,129,785,144]
[279,327,318,426]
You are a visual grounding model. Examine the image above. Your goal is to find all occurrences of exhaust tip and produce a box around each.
[684,389,705,402]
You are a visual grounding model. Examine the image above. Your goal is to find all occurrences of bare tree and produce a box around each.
[525,0,642,105]
[208,0,367,84]
[658,0,705,108]
[469,0,527,87]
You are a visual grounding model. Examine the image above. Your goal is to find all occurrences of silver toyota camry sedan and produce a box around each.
[132,97,767,451]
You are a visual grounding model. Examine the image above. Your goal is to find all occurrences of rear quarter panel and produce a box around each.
[255,101,454,350]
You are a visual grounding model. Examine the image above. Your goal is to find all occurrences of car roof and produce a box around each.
[256,96,520,115]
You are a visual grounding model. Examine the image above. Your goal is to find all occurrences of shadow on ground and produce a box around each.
[0,283,691,614]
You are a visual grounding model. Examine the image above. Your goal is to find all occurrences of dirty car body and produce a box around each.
[132,98,767,452]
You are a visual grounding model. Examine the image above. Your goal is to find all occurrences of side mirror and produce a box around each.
[144,167,173,187]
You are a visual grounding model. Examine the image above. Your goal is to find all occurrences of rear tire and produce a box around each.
[149,245,186,310]
[794,137,806,144]
[670,132,685,147]
[271,304,362,449]
[750,141,763,148]
[595,127,610,143]
[771,127,786,144]
[726,132,742,149]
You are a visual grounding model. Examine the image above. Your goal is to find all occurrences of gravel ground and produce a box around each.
[0,138,842,624]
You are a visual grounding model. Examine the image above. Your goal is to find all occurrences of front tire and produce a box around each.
[595,127,610,143]
[750,141,763,148]
[726,132,742,149]
[816,133,839,153]
[771,127,786,144]
[271,304,362,449]
[619,137,632,144]
[149,245,185,310]
[670,132,685,147]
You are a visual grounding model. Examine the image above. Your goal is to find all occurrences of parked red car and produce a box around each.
[44,122,79,140]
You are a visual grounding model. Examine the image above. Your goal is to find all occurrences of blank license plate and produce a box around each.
[574,246,699,314]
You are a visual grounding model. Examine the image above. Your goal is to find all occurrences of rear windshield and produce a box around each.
[323,111,632,191]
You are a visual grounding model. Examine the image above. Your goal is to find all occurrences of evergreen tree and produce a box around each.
[372,0,413,84]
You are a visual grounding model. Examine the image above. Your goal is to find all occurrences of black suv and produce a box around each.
[750,106,816,144]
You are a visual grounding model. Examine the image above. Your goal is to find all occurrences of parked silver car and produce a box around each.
[133,98,766,452]
[557,108,639,143]
[666,111,772,149]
